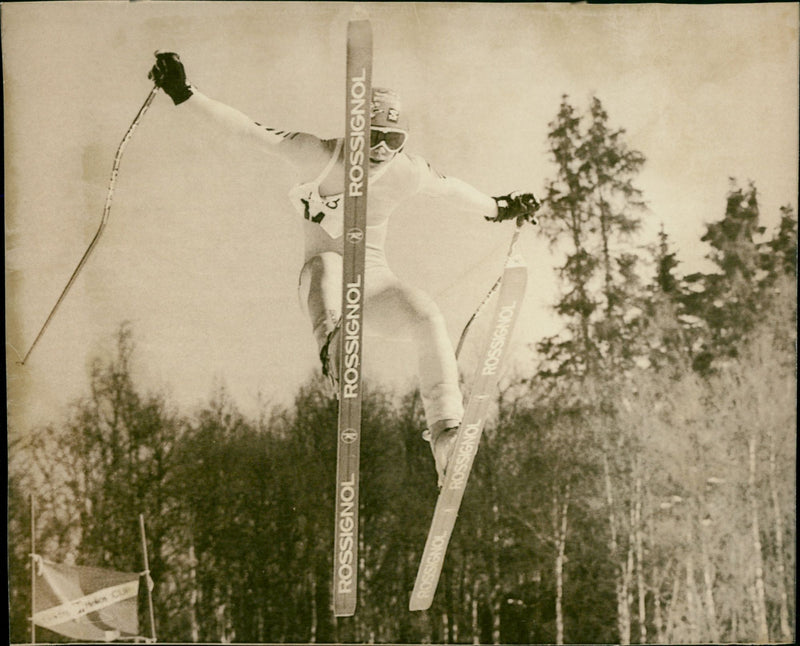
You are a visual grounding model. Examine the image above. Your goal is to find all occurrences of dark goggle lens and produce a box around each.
[370,129,406,151]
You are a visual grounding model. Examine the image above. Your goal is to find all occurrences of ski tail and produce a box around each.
[409,239,527,612]
[332,17,372,618]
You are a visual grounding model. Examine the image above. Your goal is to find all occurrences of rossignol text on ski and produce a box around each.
[332,17,372,618]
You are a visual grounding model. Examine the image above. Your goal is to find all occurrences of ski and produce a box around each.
[409,235,528,612]
[333,17,372,618]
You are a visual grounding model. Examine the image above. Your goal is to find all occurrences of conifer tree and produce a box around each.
[537,95,647,379]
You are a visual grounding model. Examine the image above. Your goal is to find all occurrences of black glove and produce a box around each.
[488,191,541,224]
[148,52,193,105]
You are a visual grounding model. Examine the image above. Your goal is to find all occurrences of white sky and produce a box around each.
[5,2,798,435]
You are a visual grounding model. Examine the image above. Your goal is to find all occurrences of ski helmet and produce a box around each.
[371,87,408,131]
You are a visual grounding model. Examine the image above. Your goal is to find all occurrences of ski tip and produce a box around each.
[505,253,528,269]
[349,6,370,22]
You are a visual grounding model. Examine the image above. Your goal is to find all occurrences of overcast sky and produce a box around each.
[5,2,798,435]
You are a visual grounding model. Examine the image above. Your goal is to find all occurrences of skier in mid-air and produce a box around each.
[149,52,538,486]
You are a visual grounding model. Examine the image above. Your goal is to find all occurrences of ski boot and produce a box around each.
[423,420,460,488]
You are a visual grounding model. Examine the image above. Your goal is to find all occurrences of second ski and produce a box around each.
[409,234,528,611]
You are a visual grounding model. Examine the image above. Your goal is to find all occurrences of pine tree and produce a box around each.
[536,94,650,644]
[537,95,647,380]
[682,180,769,369]
[764,205,798,279]
[638,225,698,372]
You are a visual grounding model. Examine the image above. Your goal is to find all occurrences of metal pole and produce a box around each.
[455,219,525,358]
[30,495,36,644]
[139,514,157,642]
[19,86,158,365]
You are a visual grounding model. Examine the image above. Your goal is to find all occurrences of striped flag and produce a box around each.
[33,556,141,642]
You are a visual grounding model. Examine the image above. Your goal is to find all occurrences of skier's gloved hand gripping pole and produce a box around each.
[489,191,540,225]
[148,52,194,105]
[18,79,160,365]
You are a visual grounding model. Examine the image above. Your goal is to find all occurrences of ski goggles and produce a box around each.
[370,127,408,152]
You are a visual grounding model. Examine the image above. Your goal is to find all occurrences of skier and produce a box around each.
[149,52,539,485]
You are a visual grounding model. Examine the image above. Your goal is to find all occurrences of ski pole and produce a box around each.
[19,85,159,365]
[455,217,525,358]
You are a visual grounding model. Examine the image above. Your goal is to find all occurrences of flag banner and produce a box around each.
[33,556,141,642]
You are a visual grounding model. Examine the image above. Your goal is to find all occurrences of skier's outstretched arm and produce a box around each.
[149,52,331,174]
[413,156,540,224]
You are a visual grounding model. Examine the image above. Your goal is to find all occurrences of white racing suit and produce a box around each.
[180,91,498,430]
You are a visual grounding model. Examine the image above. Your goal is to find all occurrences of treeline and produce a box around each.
[8,95,796,644]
